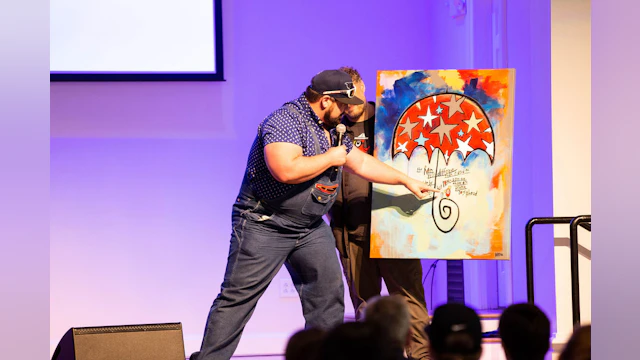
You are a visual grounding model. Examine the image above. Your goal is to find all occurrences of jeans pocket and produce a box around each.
[301,186,336,217]
[241,201,274,222]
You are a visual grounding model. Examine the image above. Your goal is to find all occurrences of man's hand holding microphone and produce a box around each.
[326,124,347,167]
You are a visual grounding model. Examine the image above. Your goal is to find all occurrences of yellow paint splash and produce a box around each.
[437,70,465,90]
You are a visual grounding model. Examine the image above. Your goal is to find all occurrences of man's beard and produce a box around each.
[345,105,365,122]
[323,106,343,128]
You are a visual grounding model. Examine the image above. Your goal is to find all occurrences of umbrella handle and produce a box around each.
[431,149,460,233]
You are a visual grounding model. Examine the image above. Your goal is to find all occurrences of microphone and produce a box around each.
[336,124,346,146]
[331,124,347,181]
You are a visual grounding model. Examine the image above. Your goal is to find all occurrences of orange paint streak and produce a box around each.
[457,69,479,83]
[406,234,415,253]
[490,221,504,254]
[370,231,384,258]
[457,69,510,98]
[481,76,509,97]
[491,170,502,189]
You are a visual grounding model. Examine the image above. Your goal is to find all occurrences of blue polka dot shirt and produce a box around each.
[246,93,354,201]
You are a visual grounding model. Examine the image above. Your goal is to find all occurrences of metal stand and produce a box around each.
[525,215,591,325]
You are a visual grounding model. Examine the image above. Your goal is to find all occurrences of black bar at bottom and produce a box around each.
[525,217,574,304]
[569,215,591,326]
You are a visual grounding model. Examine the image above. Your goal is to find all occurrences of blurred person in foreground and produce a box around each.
[364,295,414,359]
[558,324,590,360]
[498,303,551,360]
[425,303,483,360]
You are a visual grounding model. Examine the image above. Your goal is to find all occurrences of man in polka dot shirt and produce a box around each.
[191,69,440,360]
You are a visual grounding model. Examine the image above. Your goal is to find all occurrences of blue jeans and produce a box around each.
[195,200,345,360]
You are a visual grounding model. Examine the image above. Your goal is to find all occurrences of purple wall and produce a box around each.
[50,0,556,355]
[506,0,557,336]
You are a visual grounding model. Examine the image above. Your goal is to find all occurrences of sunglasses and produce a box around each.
[322,82,357,98]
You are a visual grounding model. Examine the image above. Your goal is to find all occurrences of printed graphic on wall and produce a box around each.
[371,69,514,259]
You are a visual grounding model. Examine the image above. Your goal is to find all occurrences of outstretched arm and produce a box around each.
[343,147,440,199]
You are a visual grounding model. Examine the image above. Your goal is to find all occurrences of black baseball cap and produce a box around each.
[309,70,364,105]
[425,303,483,355]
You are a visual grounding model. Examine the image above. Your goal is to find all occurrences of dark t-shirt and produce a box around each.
[329,101,376,240]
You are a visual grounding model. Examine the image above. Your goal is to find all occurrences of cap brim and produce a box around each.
[335,96,364,105]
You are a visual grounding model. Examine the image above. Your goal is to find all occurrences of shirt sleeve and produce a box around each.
[261,109,304,147]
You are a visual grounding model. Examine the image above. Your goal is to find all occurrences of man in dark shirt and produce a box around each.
[191,69,440,360]
[328,67,432,360]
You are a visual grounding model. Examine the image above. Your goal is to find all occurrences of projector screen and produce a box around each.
[50,0,223,81]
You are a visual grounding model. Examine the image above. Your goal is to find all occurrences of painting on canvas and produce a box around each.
[371,69,515,259]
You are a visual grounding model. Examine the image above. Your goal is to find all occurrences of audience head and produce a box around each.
[425,303,483,360]
[364,295,412,349]
[498,303,551,360]
[285,328,326,360]
[558,324,590,360]
[320,321,400,360]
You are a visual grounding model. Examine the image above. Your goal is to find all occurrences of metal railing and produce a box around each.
[525,215,591,326]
